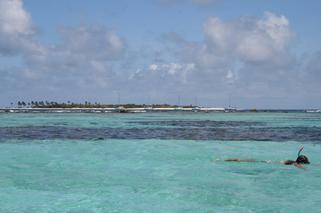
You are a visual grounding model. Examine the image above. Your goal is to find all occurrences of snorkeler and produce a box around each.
[225,147,310,168]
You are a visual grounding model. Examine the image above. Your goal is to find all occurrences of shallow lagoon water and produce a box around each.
[0,113,321,212]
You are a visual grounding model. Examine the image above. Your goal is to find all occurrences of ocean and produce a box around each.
[0,112,321,212]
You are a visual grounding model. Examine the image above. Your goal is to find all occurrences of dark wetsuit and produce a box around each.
[283,160,296,165]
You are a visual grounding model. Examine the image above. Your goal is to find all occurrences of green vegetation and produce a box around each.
[15,101,195,109]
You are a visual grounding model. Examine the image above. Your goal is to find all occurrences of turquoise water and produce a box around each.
[0,113,321,212]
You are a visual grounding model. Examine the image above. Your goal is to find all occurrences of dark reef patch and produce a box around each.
[1,125,321,142]
[127,120,263,128]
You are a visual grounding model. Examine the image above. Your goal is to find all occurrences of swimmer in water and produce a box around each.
[225,147,310,169]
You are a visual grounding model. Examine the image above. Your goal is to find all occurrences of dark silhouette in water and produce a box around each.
[225,147,309,169]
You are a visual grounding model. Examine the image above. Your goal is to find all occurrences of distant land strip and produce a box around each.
[0,101,319,113]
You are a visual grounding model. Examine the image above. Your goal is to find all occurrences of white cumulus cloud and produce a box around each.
[0,0,32,35]
[0,0,40,56]
[203,12,292,64]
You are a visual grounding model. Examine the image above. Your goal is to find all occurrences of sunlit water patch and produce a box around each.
[0,139,320,212]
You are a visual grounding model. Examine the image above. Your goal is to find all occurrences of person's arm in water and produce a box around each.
[225,158,257,162]
[279,160,305,169]
[279,160,296,165]
[226,159,291,164]
[225,158,306,169]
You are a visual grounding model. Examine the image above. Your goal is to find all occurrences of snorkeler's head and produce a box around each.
[296,155,310,164]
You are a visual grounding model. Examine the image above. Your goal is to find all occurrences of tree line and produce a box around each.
[14,101,195,109]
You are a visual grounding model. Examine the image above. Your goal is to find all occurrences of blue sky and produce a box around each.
[1,0,321,108]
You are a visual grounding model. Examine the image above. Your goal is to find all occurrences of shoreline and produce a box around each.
[0,107,226,113]
[0,107,317,113]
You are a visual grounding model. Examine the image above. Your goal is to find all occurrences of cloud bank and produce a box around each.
[127,12,320,107]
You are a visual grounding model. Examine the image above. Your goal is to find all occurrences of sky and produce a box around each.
[1,0,321,108]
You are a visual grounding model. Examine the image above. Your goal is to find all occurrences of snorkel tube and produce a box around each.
[297,146,304,157]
